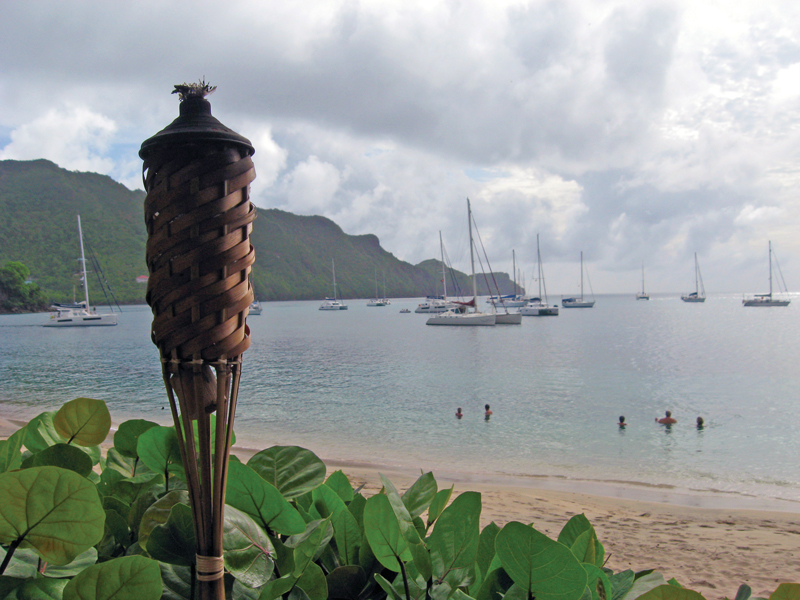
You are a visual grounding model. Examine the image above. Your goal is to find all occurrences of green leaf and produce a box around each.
[428,491,481,580]
[247,446,326,499]
[380,474,422,546]
[223,505,275,588]
[402,472,438,518]
[496,521,587,600]
[146,503,196,566]
[54,397,111,447]
[427,486,453,528]
[138,490,190,550]
[159,563,192,600]
[296,561,328,600]
[374,573,403,600]
[634,584,707,600]
[62,555,162,600]
[312,483,361,565]
[558,514,604,568]
[770,584,800,600]
[348,493,366,527]
[258,574,298,600]
[326,565,367,600]
[325,470,354,503]
[476,522,501,582]
[23,412,64,453]
[0,428,25,473]
[31,443,94,477]
[44,548,100,578]
[621,572,666,600]
[289,518,334,577]
[226,460,306,535]
[363,493,411,572]
[9,576,68,599]
[735,585,753,600]
[474,567,514,600]
[0,466,105,565]
[610,570,636,600]
[137,426,185,481]
[583,563,612,600]
[114,420,159,458]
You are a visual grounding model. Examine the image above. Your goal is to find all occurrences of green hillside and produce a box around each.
[0,159,519,305]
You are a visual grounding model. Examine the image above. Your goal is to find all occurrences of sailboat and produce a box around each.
[248,300,263,315]
[562,251,595,308]
[636,263,649,300]
[519,235,559,316]
[681,253,706,303]
[427,200,495,326]
[487,250,527,307]
[44,215,118,327]
[366,269,387,306]
[415,232,459,314]
[319,258,348,310]
[743,241,790,307]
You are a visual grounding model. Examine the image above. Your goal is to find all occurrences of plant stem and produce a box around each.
[399,559,411,600]
[0,537,23,575]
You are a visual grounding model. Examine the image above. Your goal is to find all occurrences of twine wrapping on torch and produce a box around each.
[140,85,256,599]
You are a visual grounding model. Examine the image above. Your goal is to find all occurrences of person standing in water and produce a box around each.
[618,416,626,428]
[456,407,463,419]
[484,404,493,420]
[656,411,677,425]
[696,416,704,430]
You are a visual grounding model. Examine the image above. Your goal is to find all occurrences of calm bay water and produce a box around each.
[2,295,800,509]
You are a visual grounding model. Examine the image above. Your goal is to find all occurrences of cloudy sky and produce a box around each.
[2,0,799,295]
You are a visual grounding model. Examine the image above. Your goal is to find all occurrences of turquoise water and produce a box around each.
[2,295,799,508]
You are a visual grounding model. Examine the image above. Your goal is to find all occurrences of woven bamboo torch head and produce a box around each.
[139,82,257,417]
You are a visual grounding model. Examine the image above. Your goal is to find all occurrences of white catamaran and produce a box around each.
[743,241,790,307]
[44,215,118,327]
[562,251,595,308]
[319,258,348,310]
[681,253,706,303]
[427,199,495,326]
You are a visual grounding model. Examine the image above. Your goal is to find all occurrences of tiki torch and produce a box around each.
[139,82,256,599]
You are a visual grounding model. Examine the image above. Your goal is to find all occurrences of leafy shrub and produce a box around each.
[0,398,797,600]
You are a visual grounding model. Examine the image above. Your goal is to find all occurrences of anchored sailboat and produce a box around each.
[427,199,495,326]
[44,215,118,327]
[681,253,706,303]
[319,258,348,310]
[562,251,595,308]
[743,241,790,307]
[636,263,649,300]
[519,235,558,316]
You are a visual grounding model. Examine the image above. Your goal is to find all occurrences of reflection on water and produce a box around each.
[2,294,800,505]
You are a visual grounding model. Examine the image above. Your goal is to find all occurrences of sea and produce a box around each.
[2,294,800,512]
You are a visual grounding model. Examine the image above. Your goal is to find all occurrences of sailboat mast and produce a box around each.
[537,234,543,298]
[694,252,699,295]
[332,258,338,300]
[769,241,773,297]
[77,215,90,308]
[439,230,447,299]
[468,199,477,302]
[512,249,517,297]
[641,262,645,294]
[580,251,584,301]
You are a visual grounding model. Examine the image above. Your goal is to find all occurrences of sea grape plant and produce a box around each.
[0,397,798,600]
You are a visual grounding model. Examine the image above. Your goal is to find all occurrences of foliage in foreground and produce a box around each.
[0,398,798,600]
[0,261,48,313]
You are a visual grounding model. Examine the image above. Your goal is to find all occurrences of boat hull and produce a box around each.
[44,313,117,327]
[519,304,559,316]
[562,300,595,308]
[426,312,495,326]
[743,298,790,307]
[681,296,705,303]
[495,313,522,324]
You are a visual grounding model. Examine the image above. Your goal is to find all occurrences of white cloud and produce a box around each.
[283,156,342,213]
[0,105,116,174]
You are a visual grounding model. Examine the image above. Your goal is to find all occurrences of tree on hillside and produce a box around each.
[0,261,48,313]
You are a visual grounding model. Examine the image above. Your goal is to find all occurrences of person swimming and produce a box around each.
[696,416,704,430]
[618,415,626,428]
[484,403,492,419]
[656,410,677,425]
[456,407,463,419]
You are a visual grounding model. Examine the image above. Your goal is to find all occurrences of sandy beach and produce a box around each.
[3,417,799,599]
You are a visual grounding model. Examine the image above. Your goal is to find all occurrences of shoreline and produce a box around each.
[3,417,800,598]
